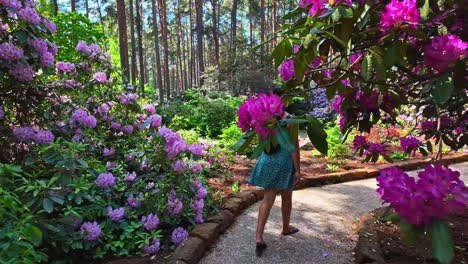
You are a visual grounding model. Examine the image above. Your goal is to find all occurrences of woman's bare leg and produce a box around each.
[256,189,277,244]
[280,189,293,233]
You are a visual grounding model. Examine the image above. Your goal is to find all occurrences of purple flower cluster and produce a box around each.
[171,227,189,245]
[365,143,387,155]
[9,64,35,82]
[159,127,187,159]
[127,192,144,209]
[0,42,24,62]
[124,171,137,181]
[172,160,187,174]
[28,38,55,67]
[79,221,101,241]
[380,0,420,35]
[424,34,468,73]
[93,72,110,83]
[192,180,207,199]
[103,148,115,157]
[141,213,159,231]
[308,88,334,122]
[17,7,40,24]
[42,16,57,33]
[146,114,162,128]
[355,91,380,111]
[107,207,125,221]
[14,126,54,145]
[72,109,97,128]
[0,106,4,119]
[237,92,284,139]
[0,0,21,10]
[377,164,468,226]
[56,62,75,74]
[167,190,183,215]
[298,0,328,16]
[190,199,205,224]
[95,172,116,188]
[352,135,368,150]
[421,116,452,132]
[144,104,156,114]
[117,92,139,105]
[399,136,421,152]
[142,238,160,255]
[279,59,295,81]
[189,163,202,173]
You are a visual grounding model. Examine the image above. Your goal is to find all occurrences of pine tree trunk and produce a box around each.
[52,0,58,15]
[230,0,238,57]
[136,0,145,97]
[195,0,204,86]
[158,0,170,99]
[129,0,137,84]
[71,0,76,12]
[85,0,89,17]
[151,0,164,104]
[116,0,129,81]
[260,0,265,57]
[211,0,219,65]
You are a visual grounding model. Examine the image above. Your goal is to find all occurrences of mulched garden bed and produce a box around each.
[355,208,468,264]
[207,148,463,199]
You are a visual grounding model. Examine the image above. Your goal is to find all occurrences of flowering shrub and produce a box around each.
[377,164,467,263]
[270,0,467,161]
[0,37,219,262]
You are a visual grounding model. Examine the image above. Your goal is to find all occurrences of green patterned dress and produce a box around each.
[248,147,295,190]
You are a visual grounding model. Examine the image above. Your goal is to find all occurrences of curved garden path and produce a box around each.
[200,162,468,264]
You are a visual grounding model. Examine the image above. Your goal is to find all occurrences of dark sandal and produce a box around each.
[255,242,267,257]
[281,226,299,236]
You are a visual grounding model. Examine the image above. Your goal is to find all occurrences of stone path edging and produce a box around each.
[167,152,468,264]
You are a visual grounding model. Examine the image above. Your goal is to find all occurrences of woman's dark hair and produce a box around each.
[271,85,284,96]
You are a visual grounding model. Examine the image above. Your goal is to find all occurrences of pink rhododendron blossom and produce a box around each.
[377,164,468,225]
[0,43,24,62]
[95,172,116,188]
[146,114,162,128]
[424,34,468,73]
[279,59,295,81]
[93,72,108,83]
[141,214,159,231]
[143,104,156,114]
[237,92,284,139]
[107,207,125,221]
[17,7,40,24]
[79,222,101,241]
[380,0,420,34]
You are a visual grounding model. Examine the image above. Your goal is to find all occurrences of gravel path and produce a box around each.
[200,162,468,264]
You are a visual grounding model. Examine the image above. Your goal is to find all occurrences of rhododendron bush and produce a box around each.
[0,4,219,263]
[267,0,467,263]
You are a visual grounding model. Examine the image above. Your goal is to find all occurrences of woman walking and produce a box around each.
[248,107,302,257]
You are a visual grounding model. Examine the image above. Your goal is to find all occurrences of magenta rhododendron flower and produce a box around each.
[142,238,160,255]
[377,164,468,225]
[356,91,380,111]
[95,172,116,188]
[365,143,387,155]
[424,34,468,73]
[79,222,101,241]
[237,92,284,139]
[352,135,368,150]
[380,0,420,34]
[299,0,328,16]
[171,227,189,245]
[279,59,295,81]
[107,207,125,221]
[141,213,159,231]
[399,136,421,152]
[421,116,452,132]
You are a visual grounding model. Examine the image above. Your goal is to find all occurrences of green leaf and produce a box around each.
[431,74,454,105]
[281,119,308,124]
[420,0,430,21]
[371,51,386,80]
[42,198,54,213]
[429,220,454,264]
[275,126,295,153]
[360,55,373,81]
[49,196,64,205]
[77,160,88,168]
[306,115,328,156]
[24,225,42,247]
[419,147,428,156]
[426,141,433,153]
[384,41,405,68]
[250,139,268,159]
[282,7,304,20]
[233,131,256,152]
